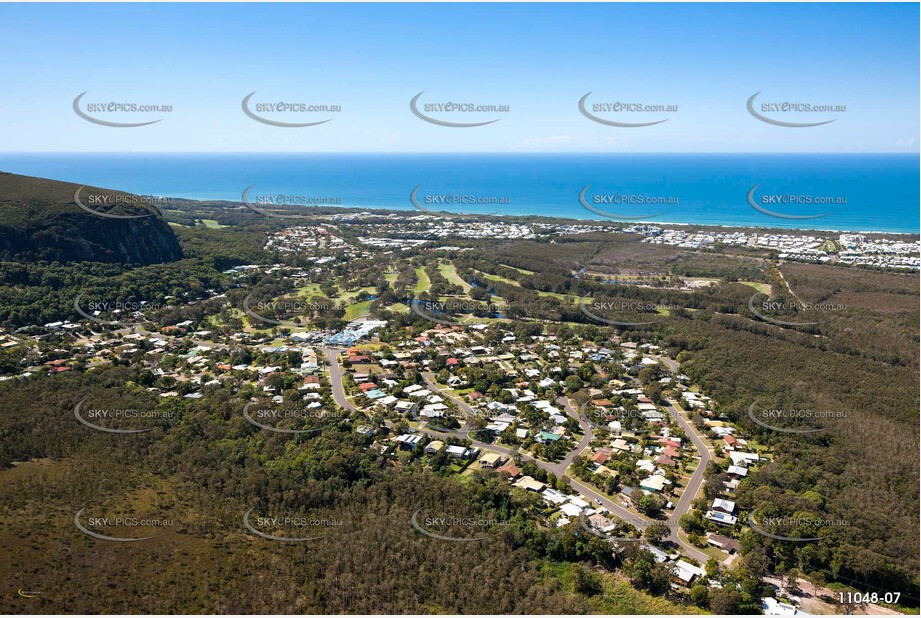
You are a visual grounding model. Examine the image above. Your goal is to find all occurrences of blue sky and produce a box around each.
[0,3,917,152]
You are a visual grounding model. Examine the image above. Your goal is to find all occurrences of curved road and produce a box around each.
[649,353,713,562]
[662,398,713,561]
[553,396,593,478]
[324,347,711,562]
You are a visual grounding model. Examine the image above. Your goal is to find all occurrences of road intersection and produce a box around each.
[323,347,713,563]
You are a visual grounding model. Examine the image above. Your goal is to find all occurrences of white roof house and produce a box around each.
[560,503,583,518]
[639,475,670,492]
[705,510,738,526]
[763,598,809,615]
[673,560,706,585]
[712,498,736,513]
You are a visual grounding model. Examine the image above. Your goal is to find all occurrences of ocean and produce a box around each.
[0,153,917,233]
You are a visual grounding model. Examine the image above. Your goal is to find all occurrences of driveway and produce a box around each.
[328,348,711,562]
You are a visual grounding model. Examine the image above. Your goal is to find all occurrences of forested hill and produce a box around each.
[0,171,182,265]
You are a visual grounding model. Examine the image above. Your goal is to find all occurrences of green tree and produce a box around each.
[572,564,603,597]
[709,589,743,614]
[644,523,670,545]
[689,584,709,607]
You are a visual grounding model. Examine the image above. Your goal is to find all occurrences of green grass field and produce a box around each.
[475,270,578,303]
[344,300,373,320]
[499,264,535,275]
[476,270,520,286]
[438,261,472,293]
[739,281,772,295]
[335,286,376,302]
[295,283,327,298]
[413,267,431,294]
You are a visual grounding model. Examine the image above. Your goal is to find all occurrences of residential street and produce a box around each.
[646,353,713,562]
[325,347,712,562]
[661,397,713,563]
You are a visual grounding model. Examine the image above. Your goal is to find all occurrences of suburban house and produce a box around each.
[479,452,506,468]
[639,474,671,493]
[446,445,476,459]
[394,400,417,415]
[705,510,738,526]
[424,440,445,454]
[513,476,547,492]
[395,434,423,450]
[671,560,707,587]
[591,449,612,465]
[706,533,741,555]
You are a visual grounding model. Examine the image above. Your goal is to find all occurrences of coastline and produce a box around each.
[182,196,920,237]
[1,151,918,235]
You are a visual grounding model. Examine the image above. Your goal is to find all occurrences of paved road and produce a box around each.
[325,346,711,561]
[649,353,679,374]
[420,373,479,439]
[294,347,712,562]
[646,353,713,562]
[662,397,713,563]
[325,355,650,536]
[553,396,593,478]
[323,347,359,413]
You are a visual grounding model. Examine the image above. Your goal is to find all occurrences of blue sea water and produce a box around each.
[0,153,917,233]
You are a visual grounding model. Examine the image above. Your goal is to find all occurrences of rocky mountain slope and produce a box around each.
[0,171,182,264]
